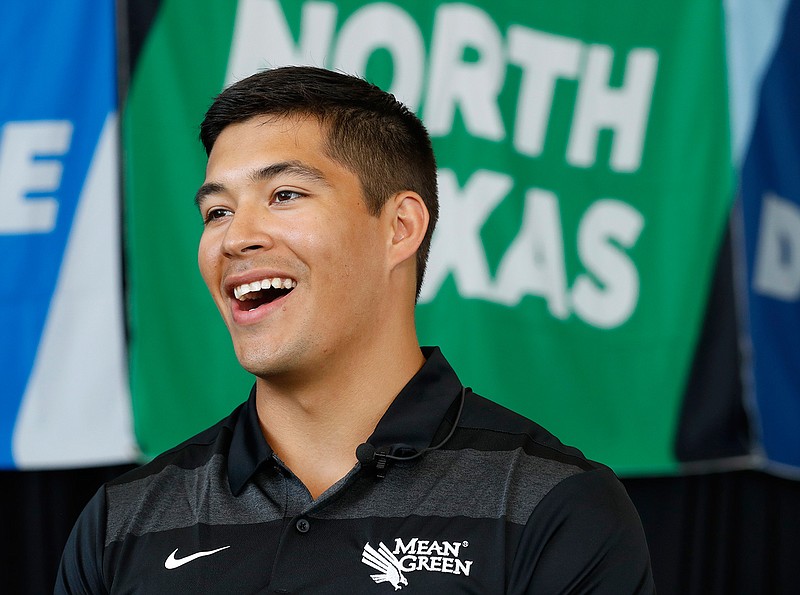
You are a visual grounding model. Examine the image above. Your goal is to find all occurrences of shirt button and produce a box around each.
[295,518,310,533]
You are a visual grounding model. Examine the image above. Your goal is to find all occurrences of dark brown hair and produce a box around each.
[200,66,438,298]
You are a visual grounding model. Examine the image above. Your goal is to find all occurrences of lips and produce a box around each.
[225,275,297,322]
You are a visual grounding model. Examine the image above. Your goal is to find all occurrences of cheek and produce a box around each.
[197,234,221,289]
[336,225,387,288]
[284,211,385,280]
[282,214,343,263]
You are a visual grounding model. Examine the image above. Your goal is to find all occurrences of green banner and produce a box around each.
[125,0,734,473]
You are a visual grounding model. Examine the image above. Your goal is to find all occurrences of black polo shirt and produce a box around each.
[56,347,654,594]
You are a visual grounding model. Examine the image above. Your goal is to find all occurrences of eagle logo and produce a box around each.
[361,542,409,590]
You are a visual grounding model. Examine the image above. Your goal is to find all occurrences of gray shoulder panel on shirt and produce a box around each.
[318,448,583,525]
[105,455,281,546]
[105,447,584,545]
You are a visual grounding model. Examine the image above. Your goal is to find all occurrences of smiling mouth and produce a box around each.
[232,277,297,311]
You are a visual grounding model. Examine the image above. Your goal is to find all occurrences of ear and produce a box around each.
[386,191,429,270]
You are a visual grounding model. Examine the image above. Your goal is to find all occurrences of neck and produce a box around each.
[254,325,425,499]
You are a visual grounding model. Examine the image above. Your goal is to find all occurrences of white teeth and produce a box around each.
[233,277,297,300]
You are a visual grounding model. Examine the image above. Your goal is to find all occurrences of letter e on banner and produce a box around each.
[0,120,72,234]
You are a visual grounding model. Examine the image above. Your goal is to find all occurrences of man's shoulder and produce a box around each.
[97,403,248,549]
[107,401,246,489]
[449,391,643,541]
[443,390,614,515]
[457,390,602,473]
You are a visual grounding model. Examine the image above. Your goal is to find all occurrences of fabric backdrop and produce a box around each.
[1,0,798,480]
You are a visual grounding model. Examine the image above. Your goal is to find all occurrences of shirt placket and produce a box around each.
[266,458,362,593]
[266,458,321,594]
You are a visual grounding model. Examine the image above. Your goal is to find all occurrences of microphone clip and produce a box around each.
[355,387,469,481]
[374,447,390,479]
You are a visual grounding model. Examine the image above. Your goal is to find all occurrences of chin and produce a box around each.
[234,344,296,379]
[237,353,282,377]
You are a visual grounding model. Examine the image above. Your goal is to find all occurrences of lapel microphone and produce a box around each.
[356,387,468,479]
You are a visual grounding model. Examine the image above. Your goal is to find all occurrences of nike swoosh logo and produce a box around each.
[164,546,231,569]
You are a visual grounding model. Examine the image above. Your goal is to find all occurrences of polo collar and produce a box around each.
[227,346,463,495]
[365,346,463,452]
[228,384,273,496]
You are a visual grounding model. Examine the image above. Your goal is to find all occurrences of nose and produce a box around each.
[221,203,275,257]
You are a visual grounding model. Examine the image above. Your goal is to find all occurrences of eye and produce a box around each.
[203,207,233,224]
[273,189,304,204]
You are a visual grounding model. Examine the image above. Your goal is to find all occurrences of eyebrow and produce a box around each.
[194,160,330,209]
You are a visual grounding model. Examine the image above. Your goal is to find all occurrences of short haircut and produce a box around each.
[200,66,438,299]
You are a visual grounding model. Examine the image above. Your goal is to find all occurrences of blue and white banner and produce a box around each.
[739,0,800,474]
[0,1,135,468]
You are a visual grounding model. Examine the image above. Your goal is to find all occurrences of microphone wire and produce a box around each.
[358,386,468,466]
[384,386,467,461]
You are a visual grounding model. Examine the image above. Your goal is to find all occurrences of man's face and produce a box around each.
[197,115,391,378]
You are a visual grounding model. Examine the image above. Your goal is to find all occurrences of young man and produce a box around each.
[57,67,654,593]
